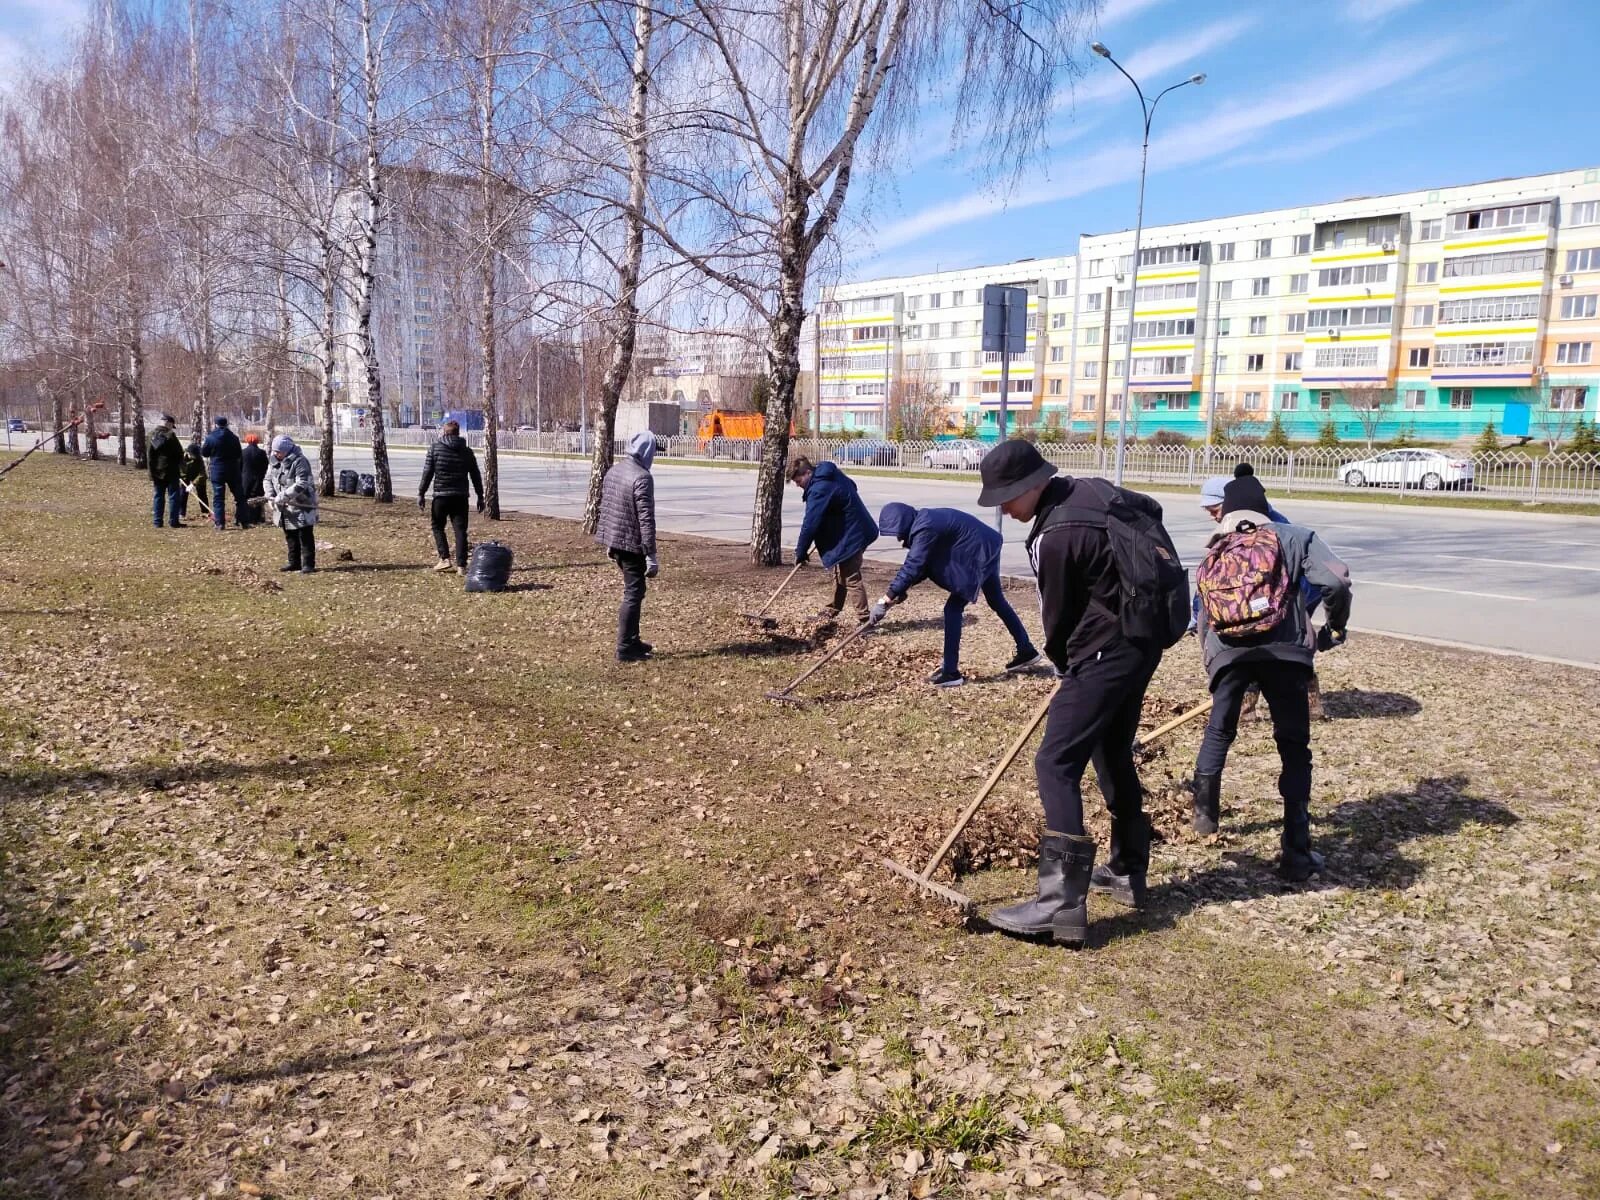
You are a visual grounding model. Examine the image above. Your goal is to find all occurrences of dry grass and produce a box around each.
[0,455,1596,1199]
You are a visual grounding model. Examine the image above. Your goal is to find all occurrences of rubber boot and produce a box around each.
[986,834,1096,947]
[1278,796,1325,882]
[1090,813,1149,908]
[1192,772,1222,836]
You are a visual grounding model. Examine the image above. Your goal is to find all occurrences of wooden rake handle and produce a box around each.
[1135,698,1213,749]
[749,560,804,618]
[916,684,1059,881]
[770,616,874,697]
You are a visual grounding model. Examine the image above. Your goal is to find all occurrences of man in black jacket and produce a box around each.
[239,433,270,529]
[418,420,485,572]
[147,413,185,528]
[976,439,1168,947]
[200,416,245,530]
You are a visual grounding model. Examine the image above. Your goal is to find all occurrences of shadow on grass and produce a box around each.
[1320,689,1423,719]
[675,636,817,660]
[503,581,552,593]
[328,562,422,573]
[0,752,359,804]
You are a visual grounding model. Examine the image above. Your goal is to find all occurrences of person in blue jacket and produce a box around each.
[199,415,246,531]
[871,502,1042,687]
[788,455,879,623]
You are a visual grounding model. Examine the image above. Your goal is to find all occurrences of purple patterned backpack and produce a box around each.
[1196,522,1290,637]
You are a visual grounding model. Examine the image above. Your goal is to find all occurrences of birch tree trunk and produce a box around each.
[478,44,500,520]
[52,392,68,454]
[128,330,147,468]
[582,0,652,534]
[319,235,338,495]
[356,0,392,501]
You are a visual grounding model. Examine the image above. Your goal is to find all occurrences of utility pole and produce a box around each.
[1203,289,1223,469]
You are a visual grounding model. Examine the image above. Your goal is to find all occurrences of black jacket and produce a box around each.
[147,427,184,485]
[241,444,269,493]
[419,435,484,500]
[180,445,206,487]
[200,426,242,478]
[1027,477,1164,669]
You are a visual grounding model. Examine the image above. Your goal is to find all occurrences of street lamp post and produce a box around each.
[1090,41,1204,487]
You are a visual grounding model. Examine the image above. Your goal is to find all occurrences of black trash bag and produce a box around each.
[338,469,359,494]
[359,473,376,497]
[465,541,513,593]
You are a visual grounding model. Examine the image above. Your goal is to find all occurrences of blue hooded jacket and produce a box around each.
[794,461,878,568]
[200,419,242,481]
[879,503,1002,603]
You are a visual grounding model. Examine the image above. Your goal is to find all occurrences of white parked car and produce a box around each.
[1339,448,1474,491]
[921,439,987,470]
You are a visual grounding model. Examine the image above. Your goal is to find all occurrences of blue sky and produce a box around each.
[854,0,1600,280]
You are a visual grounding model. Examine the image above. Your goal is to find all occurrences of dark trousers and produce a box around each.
[827,551,868,616]
[1035,637,1161,875]
[151,481,181,526]
[1196,660,1313,807]
[942,570,1036,673]
[283,525,316,571]
[431,495,470,568]
[209,471,245,528]
[241,477,265,527]
[178,478,205,518]
[611,549,647,650]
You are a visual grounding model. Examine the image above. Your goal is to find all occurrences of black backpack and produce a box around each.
[1029,477,1191,649]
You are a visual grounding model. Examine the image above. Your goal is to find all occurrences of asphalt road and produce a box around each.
[337,447,1600,667]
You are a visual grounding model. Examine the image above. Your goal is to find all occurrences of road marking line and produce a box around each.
[1346,626,1600,672]
[1433,553,1600,573]
[1361,579,1533,601]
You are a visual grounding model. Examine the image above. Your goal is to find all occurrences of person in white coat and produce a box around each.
[263,435,320,574]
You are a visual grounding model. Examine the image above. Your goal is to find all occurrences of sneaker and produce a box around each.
[433,558,454,572]
[629,640,654,656]
[1005,648,1044,673]
[616,646,651,664]
[170,521,186,528]
[279,564,298,573]
[927,666,965,688]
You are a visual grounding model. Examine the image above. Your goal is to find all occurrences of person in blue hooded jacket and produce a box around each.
[871,503,1042,687]
[788,455,878,623]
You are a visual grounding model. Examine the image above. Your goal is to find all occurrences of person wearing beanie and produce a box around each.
[975,439,1184,945]
[595,432,660,662]
[418,419,485,572]
[263,434,319,573]
[789,455,878,624]
[1191,471,1353,880]
[147,413,185,528]
[199,415,245,530]
[239,433,270,529]
[871,502,1041,686]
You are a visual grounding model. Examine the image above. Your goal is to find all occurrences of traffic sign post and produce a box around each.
[982,284,1029,528]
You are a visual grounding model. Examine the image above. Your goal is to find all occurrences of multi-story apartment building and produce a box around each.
[812,165,1600,442]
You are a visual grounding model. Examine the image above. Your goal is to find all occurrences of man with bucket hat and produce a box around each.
[975,439,1188,946]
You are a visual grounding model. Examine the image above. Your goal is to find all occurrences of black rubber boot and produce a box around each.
[1278,797,1325,882]
[1192,772,1222,836]
[1090,813,1149,908]
[986,834,1096,947]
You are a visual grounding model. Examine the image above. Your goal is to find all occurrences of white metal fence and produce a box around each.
[288,426,1600,503]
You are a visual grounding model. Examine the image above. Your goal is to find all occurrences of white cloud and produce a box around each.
[1059,14,1259,114]
[1343,0,1424,22]
[873,37,1469,252]
[1097,0,1170,30]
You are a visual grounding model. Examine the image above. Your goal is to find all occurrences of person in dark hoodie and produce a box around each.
[788,455,878,623]
[146,413,185,528]
[178,439,207,521]
[1192,472,1352,880]
[239,433,270,529]
[417,419,486,572]
[200,415,245,530]
[975,439,1180,946]
[595,432,659,662]
[872,502,1041,686]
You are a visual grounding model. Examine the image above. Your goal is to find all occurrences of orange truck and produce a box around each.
[696,409,766,455]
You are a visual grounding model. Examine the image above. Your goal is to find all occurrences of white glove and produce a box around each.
[645,555,659,579]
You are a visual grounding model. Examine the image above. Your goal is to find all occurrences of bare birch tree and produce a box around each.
[1342,383,1396,450]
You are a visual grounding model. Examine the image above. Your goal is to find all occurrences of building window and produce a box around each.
[1448,203,1551,234]
[1567,247,1600,272]
[1050,346,1065,363]
[1557,341,1594,364]
[1419,218,1443,240]
[1050,312,1066,330]
[1317,263,1389,287]
[1256,238,1273,258]
[1306,305,1393,330]
[1246,353,1265,372]
[1048,378,1064,395]
[1445,249,1548,278]
[1088,259,1106,276]
[1410,304,1434,326]
[1216,242,1235,261]
[1415,262,1438,283]
[1139,243,1204,266]
[947,381,962,397]
[853,325,892,341]
[1251,277,1270,297]
[1317,390,1335,410]
[1249,315,1267,335]
[1561,295,1598,319]
[1434,341,1535,367]
[979,378,1034,395]
[1552,386,1588,410]
[904,352,923,370]
[1216,280,1233,300]
[982,350,1030,365]
[1293,234,1311,255]
[1131,354,1190,376]
[1134,281,1200,302]
[953,290,967,305]
[1279,391,1299,411]
[1289,273,1309,294]
[1408,347,1431,368]
[1405,387,1427,409]
[949,351,964,367]
[1284,352,1302,371]
[1083,292,1103,312]
[1051,278,1070,296]
[854,382,885,397]
[1285,313,1306,333]
[1568,201,1600,227]
[1079,393,1096,412]
[1439,295,1541,323]
[1129,318,1196,339]
[927,293,942,309]
[1448,388,1474,409]
[1081,326,1100,345]
[1243,391,1263,410]
[1216,317,1231,336]
[1313,345,1381,368]
[1082,361,1098,379]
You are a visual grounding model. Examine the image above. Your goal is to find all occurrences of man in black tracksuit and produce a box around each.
[977,439,1167,947]
[418,420,485,572]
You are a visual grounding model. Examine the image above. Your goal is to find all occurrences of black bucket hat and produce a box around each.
[977,438,1058,507]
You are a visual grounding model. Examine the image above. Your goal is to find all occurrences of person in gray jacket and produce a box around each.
[595,432,658,662]
[1189,473,1351,882]
[263,434,320,574]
